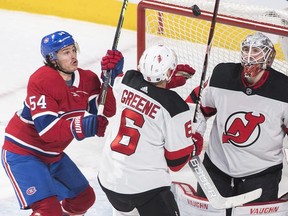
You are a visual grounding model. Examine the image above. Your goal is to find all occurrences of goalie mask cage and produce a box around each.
[137,0,288,140]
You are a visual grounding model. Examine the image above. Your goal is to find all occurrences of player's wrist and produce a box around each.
[71,115,97,140]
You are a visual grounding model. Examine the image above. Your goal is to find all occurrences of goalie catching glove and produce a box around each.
[71,113,109,140]
[101,49,124,86]
[167,64,196,89]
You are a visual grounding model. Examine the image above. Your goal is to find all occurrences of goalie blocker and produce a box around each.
[171,182,288,216]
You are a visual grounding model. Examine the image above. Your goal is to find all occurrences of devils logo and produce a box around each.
[222,111,265,147]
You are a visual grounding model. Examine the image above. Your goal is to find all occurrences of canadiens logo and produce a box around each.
[43,37,49,44]
[26,186,37,195]
[222,112,265,147]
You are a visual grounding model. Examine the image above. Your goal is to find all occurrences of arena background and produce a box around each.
[0,0,287,31]
[0,0,139,30]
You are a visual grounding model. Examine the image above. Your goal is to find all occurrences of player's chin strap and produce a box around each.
[56,63,75,75]
[58,70,74,75]
[45,58,75,75]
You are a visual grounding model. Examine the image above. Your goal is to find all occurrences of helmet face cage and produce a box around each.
[41,31,76,61]
[139,45,178,83]
[240,32,276,69]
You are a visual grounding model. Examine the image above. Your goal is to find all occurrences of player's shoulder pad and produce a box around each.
[122,70,189,117]
[77,68,101,87]
[209,63,242,91]
[210,63,242,84]
[268,67,288,91]
[29,66,63,87]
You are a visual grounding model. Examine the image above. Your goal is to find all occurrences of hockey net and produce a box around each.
[137,0,288,180]
[137,0,288,134]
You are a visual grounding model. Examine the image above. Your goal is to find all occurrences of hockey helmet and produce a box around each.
[240,32,276,69]
[41,31,75,61]
[138,45,178,83]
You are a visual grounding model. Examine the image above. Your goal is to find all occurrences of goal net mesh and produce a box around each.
[137,0,288,180]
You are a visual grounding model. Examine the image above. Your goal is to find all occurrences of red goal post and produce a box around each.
[137,0,288,141]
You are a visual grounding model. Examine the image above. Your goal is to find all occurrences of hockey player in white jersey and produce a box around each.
[186,32,288,215]
[98,45,203,216]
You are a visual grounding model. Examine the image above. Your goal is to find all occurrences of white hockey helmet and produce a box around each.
[138,45,178,83]
[240,32,276,69]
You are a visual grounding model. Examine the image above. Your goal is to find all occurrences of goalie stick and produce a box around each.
[189,0,262,209]
[189,156,262,209]
[192,0,219,123]
[98,0,128,115]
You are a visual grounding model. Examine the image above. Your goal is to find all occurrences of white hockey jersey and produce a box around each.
[201,63,288,177]
[98,70,195,194]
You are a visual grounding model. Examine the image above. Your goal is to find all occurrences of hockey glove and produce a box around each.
[71,114,108,140]
[71,114,97,141]
[191,132,204,157]
[96,115,109,137]
[101,49,124,86]
[167,64,195,89]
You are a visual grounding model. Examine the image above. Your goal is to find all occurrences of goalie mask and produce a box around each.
[41,31,77,62]
[240,32,276,78]
[138,45,178,83]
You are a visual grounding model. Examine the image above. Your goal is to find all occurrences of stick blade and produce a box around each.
[212,188,262,209]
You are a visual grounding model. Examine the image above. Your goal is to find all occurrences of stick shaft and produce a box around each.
[189,156,262,209]
[98,0,129,115]
[192,0,220,123]
[190,1,261,208]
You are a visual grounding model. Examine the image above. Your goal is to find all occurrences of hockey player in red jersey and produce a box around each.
[98,45,203,216]
[186,32,288,215]
[1,31,119,216]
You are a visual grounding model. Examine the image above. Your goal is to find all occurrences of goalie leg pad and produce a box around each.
[232,192,288,216]
[171,181,226,216]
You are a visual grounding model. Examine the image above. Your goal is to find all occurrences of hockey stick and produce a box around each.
[189,156,262,209]
[192,0,219,123]
[98,0,129,115]
[189,0,262,209]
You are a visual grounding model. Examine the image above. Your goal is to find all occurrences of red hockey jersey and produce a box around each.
[3,65,115,163]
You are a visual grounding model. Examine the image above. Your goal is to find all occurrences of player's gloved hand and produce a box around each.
[96,115,109,137]
[166,64,195,89]
[191,132,203,157]
[71,114,97,140]
[101,49,124,86]
[71,114,109,140]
